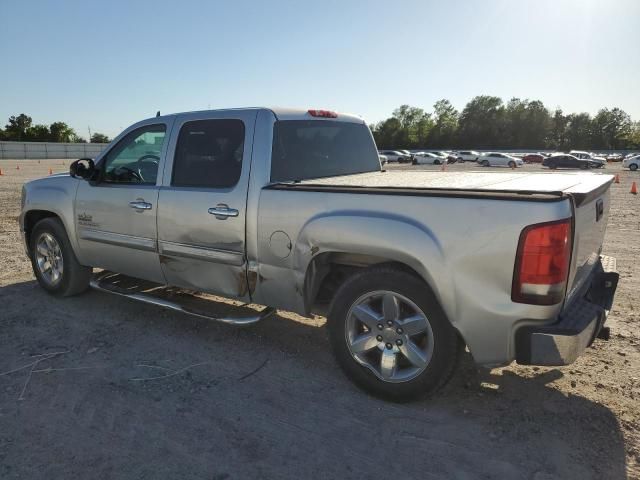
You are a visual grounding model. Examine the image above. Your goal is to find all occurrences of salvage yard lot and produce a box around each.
[0,159,638,479]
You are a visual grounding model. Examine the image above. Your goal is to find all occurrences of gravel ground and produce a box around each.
[0,159,638,479]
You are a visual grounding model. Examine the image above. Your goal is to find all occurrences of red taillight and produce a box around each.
[308,109,338,118]
[512,219,572,305]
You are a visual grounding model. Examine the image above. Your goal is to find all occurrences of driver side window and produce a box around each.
[102,124,166,185]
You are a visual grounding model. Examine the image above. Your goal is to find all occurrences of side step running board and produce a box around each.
[89,272,275,326]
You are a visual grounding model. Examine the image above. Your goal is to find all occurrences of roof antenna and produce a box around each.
[156,110,160,117]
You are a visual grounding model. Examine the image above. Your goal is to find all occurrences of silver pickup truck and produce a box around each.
[19,107,619,401]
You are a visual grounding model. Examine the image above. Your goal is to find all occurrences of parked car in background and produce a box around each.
[606,153,623,162]
[570,151,606,168]
[378,150,411,163]
[523,153,545,163]
[623,152,639,161]
[379,154,388,166]
[425,151,451,163]
[543,154,596,170]
[412,152,446,165]
[479,152,524,168]
[456,150,480,162]
[622,154,640,171]
[445,152,458,163]
[398,150,415,163]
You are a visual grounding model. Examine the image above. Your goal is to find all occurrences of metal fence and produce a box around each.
[0,141,108,159]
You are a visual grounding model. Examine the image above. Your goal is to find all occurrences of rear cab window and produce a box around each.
[270,120,380,182]
[172,119,245,189]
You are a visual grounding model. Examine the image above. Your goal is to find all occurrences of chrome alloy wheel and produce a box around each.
[35,232,64,286]
[345,291,434,383]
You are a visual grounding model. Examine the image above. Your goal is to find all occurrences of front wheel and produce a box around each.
[630,164,638,171]
[328,267,461,401]
[481,160,490,167]
[30,217,92,296]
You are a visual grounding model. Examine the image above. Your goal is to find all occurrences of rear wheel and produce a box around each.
[328,267,461,401]
[434,160,440,165]
[482,160,490,167]
[630,164,638,171]
[30,218,92,296]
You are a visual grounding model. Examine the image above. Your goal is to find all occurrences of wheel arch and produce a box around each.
[23,210,63,255]
[293,212,456,322]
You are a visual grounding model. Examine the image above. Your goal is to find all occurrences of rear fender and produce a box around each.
[294,210,455,320]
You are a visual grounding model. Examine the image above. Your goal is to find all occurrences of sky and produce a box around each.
[1,0,639,139]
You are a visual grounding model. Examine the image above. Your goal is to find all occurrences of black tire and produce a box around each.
[456,157,463,163]
[630,164,638,171]
[482,160,490,167]
[548,163,557,169]
[434,160,440,165]
[508,161,516,169]
[30,217,92,297]
[327,266,461,401]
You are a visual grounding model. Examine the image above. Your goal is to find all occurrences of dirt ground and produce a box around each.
[0,159,638,480]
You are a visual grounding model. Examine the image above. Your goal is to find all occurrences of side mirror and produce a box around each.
[69,158,96,180]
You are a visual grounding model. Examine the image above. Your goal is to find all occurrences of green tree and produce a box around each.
[4,114,33,141]
[565,113,593,149]
[25,124,51,141]
[372,117,403,149]
[90,132,110,143]
[622,121,640,149]
[457,95,505,148]
[428,99,458,148]
[549,108,568,150]
[591,108,632,149]
[49,122,76,142]
[392,105,433,148]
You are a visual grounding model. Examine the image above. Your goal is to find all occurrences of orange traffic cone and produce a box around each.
[48,168,53,175]
[16,164,20,170]
[0,168,3,176]
[440,163,446,172]
[631,181,638,195]
[614,174,620,184]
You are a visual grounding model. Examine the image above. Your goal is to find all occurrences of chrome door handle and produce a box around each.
[129,201,153,210]
[208,205,239,219]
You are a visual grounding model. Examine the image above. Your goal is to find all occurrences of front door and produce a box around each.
[75,121,172,283]
[157,111,256,300]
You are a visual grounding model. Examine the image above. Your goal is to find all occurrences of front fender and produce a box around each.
[21,176,82,262]
[294,210,456,323]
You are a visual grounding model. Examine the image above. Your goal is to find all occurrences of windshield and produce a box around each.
[271,120,380,182]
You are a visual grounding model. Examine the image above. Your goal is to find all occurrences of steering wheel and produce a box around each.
[115,166,144,182]
[136,154,160,182]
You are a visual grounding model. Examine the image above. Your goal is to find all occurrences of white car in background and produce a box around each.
[456,150,481,162]
[623,154,640,171]
[412,152,446,165]
[479,152,524,168]
[570,150,606,168]
[378,150,411,163]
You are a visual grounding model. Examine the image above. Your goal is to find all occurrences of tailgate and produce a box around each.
[565,175,614,305]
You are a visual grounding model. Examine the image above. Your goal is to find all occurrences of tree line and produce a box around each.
[371,96,640,151]
[0,114,110,144]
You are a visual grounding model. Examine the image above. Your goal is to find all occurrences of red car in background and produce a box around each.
[523,153,545,163]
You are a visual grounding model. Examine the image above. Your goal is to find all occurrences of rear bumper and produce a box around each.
[515,255,618,366]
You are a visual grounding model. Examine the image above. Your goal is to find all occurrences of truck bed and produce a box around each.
[273,170,613,206]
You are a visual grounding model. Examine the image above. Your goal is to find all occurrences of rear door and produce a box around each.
[157,110,257,300]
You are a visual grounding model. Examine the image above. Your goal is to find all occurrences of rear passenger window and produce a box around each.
[172,119,245,188]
